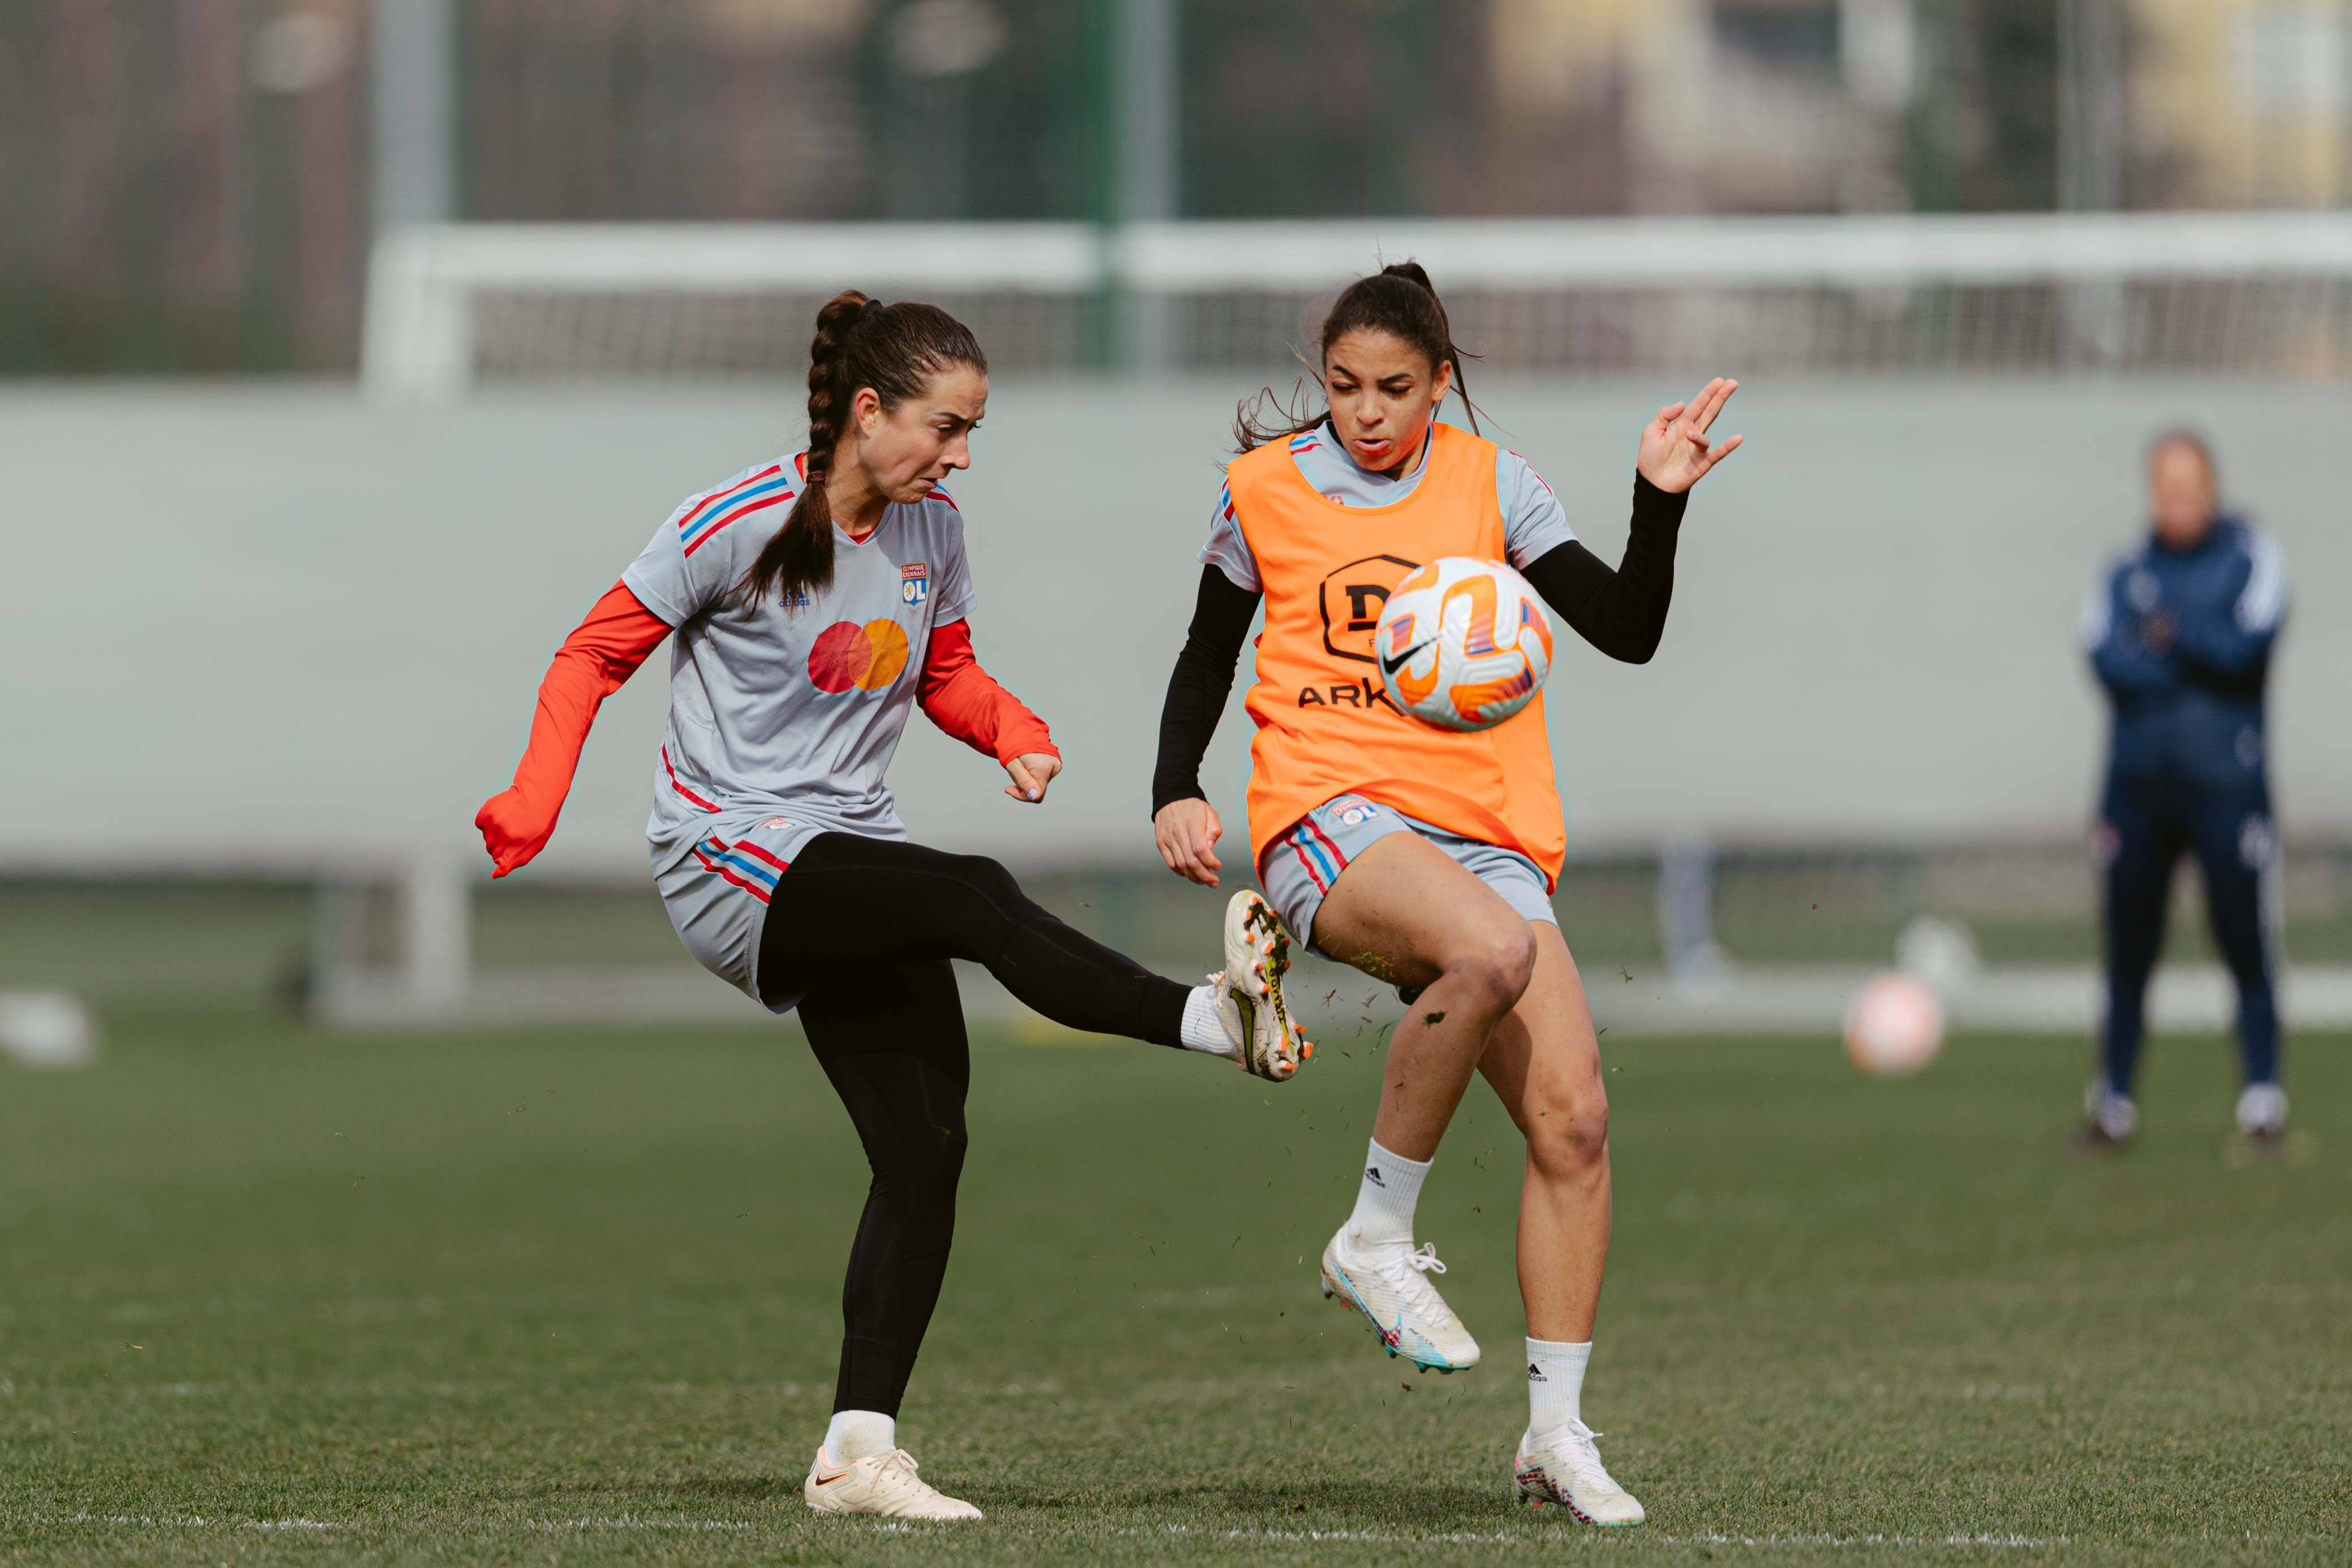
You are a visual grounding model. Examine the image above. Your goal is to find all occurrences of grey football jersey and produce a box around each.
[621,452,976,875]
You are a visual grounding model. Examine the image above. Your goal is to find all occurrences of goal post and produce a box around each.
[365,212,2352,396]
[362,222,1110,400]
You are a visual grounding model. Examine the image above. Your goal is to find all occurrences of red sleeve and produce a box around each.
[917,618,1058,766]
[474,581,673,877]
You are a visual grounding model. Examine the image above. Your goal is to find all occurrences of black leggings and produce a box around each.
[757,834,1195,1415]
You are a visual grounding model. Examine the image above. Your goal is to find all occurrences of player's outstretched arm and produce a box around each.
[475,581,672,877]
[916,616,1063,802]
[1151,565,1259,887]
[1520,476,1683,664]
[1517,378,1740,664]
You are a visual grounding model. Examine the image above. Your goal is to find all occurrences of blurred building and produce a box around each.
[8,0,2352,373]
[2134,0,2352,208]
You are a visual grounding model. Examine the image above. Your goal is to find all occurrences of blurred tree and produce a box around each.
[0,0,365,374]
[1179,0,1490,218]
[1902,1,2056,212]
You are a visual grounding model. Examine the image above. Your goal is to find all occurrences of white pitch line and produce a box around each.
[1666,1533,2069,1550]
[21,1513,342,1532]
[522,1516,754,1532]
[1132,1523,2069,1549]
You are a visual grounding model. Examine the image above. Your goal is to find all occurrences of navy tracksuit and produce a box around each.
[2079,516,2289,1097]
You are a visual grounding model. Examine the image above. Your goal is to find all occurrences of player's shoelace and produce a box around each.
[871,1450,934,1500]
[1375,1243,1456,1318]
[1543,1420,1620,1490]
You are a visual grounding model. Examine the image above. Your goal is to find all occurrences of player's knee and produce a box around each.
[884,1119,967,1200]
[929,1122,969,1194]
[1442,922,1537,1015]
[950,851,1020,902]
[1529,1089,1610,1176]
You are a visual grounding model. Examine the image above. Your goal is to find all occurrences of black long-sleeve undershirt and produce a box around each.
[1150,471,1688,817]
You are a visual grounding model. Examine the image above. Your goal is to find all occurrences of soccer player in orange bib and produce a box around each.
[1151,263,1742,1525]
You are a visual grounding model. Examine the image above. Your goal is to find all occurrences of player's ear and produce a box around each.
[851,385,884,436]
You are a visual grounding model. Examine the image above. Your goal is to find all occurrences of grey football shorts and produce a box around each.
[1256,792,1556,959]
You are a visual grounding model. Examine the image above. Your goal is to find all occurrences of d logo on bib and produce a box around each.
[1318,554,1419,664]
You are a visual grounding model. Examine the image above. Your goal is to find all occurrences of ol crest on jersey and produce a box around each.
[900,561,930,606]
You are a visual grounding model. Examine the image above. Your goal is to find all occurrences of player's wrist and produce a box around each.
[1630,470,1690,524]
[1152,787,1208,822]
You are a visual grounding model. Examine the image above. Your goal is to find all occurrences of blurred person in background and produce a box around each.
[2076,431,2289,1150]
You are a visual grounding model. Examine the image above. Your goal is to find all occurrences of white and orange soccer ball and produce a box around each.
[1374,557,1553,733]
[1844,973,1945,1078]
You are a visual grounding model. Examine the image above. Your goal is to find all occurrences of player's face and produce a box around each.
[856,364,988,504]
[1323,329,1454,476]
[2147,441,2217,550]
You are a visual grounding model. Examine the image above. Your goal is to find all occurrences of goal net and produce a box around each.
[364,213,2352,397]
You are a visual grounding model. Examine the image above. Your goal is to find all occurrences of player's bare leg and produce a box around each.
[1479,922,1642,1524]
[1308,833,1536,1371]
[1477,922,1609,1340]
[1313,832,1538,1159]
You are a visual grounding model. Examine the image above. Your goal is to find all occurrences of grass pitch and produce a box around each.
[0,1004,2344,1566]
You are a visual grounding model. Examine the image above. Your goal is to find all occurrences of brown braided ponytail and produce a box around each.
[1232,259,1482,453]
[734,290,988,609]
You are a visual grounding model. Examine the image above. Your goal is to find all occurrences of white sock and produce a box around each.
[1179,983,1238,1059]
[1343,1138,1431,1249]
[1527,1338,1591,1435]
[823,1409,895,1462]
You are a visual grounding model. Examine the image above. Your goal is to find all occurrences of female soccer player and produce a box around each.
[478,291,1309,1523]
[1151,263,1740,1526]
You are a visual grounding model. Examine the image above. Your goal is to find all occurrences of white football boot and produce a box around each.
[1213,890,1312,1081]
[2080,1080,2139,1148]
[802,1445,982,1521]
[1319,1228,1480,1372]
[1514,1421,1645,1526]
[2235,1082,2288,1141]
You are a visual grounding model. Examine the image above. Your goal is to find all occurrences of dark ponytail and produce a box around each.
[734,290,987,609]
[1233,260,1482,453]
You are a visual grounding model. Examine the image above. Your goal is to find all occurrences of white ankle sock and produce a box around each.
[1180,983,1238,1058]
[824,1409,895,1462]
[1527,1338,1591,1434]
[1344,1138,1431,1249]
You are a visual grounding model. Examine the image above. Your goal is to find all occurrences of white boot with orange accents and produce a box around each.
[803,1444,982,1521]
[1212,890,1313,1081]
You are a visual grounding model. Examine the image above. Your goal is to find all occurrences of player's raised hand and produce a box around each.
[1637,376,1743,494]
[1005,752,1061,803]
[1153,797,1224,888]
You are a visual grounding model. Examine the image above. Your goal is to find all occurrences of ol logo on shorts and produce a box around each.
[808,619,911,694]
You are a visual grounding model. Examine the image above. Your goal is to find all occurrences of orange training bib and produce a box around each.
[1231,422,1565,885]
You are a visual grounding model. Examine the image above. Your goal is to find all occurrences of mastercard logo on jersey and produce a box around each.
[807,619,911,695]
